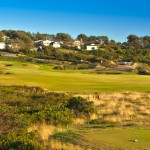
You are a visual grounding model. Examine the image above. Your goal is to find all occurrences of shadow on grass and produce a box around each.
[50,130,101,150]
[50,130,81,145]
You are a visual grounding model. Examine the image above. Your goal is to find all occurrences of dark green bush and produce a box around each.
[0,132,45,150]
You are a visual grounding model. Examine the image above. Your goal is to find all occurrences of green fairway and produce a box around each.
[83,128,150,150]
[51,127,150,150]
[0,60,150,93]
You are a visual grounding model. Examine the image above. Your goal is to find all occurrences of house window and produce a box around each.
[92,47,95,50]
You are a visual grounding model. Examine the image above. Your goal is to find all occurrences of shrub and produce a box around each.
[66,97,96,121]
[5,63,13,66]
[136,64,150,75]
[0,132,45,150]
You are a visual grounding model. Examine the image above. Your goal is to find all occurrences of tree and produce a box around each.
[100,36,109,45]
[87,35,97,44]
[77,34,88,43]
[127,34,139,43]
[55,33,73,44]
[127,34,142,48]
[2,30,34,50]
[142,36,150,48]
[33,32,53,41]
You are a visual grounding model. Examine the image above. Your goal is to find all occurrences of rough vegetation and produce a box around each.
[0,85,95,149]
[75,92,150,126]
[0,85,150,149]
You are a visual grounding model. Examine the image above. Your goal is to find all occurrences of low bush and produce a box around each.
[136,64,150,75]
[0,85,96,149]
[0,132,45,150]
[5,63,13,66]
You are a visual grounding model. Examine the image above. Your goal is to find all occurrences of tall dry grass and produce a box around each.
[49,140,82,150]
[28,124,83,150]
[76,92,150,125]
[28,124,63,141]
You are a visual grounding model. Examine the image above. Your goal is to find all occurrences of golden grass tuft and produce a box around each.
[73,118,85,124]
[28,124,63,141]
[49,140,82,150]
[76,92,150,125]
[28,124,83,150]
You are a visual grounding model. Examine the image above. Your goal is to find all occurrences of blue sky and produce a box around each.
[0,0,150,42]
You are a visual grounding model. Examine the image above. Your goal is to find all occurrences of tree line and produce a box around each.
[1,30,150,49]
[0,30,150,66]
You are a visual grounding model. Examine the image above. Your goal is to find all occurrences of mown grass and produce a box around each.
[83,127,150,150]
[50,127,150,150]
[0,60,150,93]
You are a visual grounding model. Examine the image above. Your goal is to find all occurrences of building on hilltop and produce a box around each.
[34,40,60,48]
[84,44,98,50]
[0,42,6,49]
[71,40,84,49]
[50,42,61,48]
[34,40,53,47]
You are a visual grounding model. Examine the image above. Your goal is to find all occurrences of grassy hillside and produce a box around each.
[0,60,150,93]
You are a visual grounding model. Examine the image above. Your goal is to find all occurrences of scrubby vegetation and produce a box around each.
[0,85,95,149]
[0,85,150,149]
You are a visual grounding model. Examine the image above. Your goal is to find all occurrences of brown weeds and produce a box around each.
[75,92,150,125]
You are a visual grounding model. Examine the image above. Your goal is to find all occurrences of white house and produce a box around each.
[51,42,61,48]
[42,40,53,46]
[85,44,98,50]
[72,40,82,49]
[73,40,82,46]
[0,42,6,49]
[34,40,53,47]
[34,40,42,46]
[34,40,61,48]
